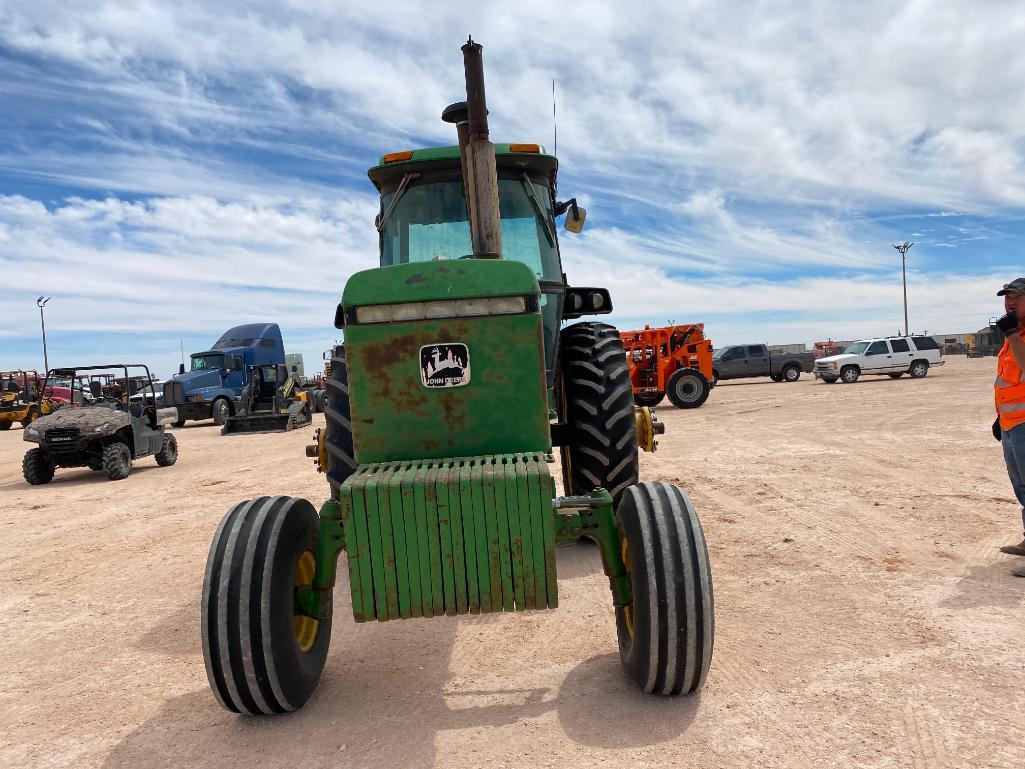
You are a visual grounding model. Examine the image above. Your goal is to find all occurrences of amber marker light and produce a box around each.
[382,151,413,163]
[509,143,540,153]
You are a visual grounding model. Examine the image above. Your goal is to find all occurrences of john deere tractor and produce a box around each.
[202,39,713,715]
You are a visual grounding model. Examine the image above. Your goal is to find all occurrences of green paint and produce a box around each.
[338,453,558,622]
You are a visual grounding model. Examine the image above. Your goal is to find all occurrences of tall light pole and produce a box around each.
[36,296,51,373]
[891,241,914,336]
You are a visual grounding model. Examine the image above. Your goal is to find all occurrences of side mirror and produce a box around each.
[334,303,346,329]
[556,198,587,234]
[178,363,186,375]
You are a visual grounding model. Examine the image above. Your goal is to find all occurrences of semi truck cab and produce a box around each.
[163,323,286,425]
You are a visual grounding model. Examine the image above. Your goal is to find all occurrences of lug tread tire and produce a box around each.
[202,496,331,715]
[324,345,357,500]
[22,448,55,485]
[616,482,714,696]
[102,443,132,481]
[560,323,638,504]
[155,433,178,466]
[666,368,711,409]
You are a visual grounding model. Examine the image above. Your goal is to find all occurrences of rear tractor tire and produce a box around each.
[559,322,639,505]
[155,433,178,466]
[324,345,357,500]
[666,368,711,409]
[202,496,331,715]
[102,442,132,481]
[22,448,55,485]
[616,482,714,695]
[633,392,665,408]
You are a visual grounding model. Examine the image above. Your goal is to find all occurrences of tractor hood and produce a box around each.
[23,406,130,443]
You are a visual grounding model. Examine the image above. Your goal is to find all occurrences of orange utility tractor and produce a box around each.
[814,340,842,358]
[620,324,714,409]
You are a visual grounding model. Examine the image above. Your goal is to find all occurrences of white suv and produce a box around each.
[813,336,945,384]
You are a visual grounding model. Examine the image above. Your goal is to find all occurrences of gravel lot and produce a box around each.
[2,355,1022,768]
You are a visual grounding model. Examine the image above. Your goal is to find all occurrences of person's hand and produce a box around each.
[996,311,1019,334]
[993,417,1002,441]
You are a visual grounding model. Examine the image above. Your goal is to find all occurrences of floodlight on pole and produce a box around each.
[36,296,51,373]
[891,241,914,336]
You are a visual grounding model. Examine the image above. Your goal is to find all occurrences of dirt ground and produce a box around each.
[2,355,1023,769]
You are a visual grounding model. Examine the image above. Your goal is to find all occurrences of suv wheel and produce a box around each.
[102,443,132,481]
[840,366,860,384]
[909,360,929,379]
[23,448,55,485]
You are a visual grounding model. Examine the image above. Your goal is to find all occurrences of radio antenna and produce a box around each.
[552,78,557,156]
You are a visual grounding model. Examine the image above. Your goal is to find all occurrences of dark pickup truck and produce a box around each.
[711,344,815,384]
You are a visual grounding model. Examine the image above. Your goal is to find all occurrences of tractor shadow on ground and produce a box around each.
[940,559,1025,610]
[554,537,604,580]
[106,620,695,768]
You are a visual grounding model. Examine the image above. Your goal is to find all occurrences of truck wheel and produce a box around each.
[634,392,665,407]
[888,373,904,379]
[782,365,801,382]
[324,345,357,500]
[909,360,929,379]
[840,366,860,384]
[616,482,714,695]
[711,370,719,387]
[665,368,711,409]
[212,398,231,426]
[559,322,638,505]
[22,448,55,485]
[202,496,331,714]
[102,442,132,481]
[155,433,178,466]
[769,373,783,382]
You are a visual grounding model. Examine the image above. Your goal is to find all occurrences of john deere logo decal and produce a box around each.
[420,343,470,388]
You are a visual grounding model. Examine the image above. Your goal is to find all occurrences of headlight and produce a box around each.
[94,423,110,432]
[831,362,837,369]
[27,426,39,437]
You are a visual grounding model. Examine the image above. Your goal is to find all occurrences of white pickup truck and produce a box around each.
[813,335,945,383]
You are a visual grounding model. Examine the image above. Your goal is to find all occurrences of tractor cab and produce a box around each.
[368,144,598,386]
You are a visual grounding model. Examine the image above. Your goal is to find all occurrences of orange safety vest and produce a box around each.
[996,329,1025,431]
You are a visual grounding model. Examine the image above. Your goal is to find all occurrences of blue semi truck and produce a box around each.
[163,323,287,426]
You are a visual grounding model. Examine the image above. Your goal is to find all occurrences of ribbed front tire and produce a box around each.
[616,482,714,695]
[202,496,331,715]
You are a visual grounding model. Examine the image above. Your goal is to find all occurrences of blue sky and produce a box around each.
[1,1,1023,378]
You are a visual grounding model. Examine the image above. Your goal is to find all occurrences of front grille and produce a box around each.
[45,428,80,447]
[164,381,184,405]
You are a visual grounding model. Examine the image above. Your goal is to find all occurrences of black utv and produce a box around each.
[22,365,180,484]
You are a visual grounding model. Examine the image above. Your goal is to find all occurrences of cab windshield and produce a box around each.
[844,342,869,355]
[379,172,564,381]
[191,354,225,371]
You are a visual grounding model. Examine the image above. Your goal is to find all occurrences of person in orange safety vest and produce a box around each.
[994,277,1025,576]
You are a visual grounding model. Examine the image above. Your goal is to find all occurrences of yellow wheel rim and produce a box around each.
[293,550,320,653]
[620,536,634,638]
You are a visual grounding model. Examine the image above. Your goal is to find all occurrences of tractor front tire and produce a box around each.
[102,442,132,481]
[212,399,231,426]
[559,322,638,505]
[324,345,357,500]
[666,368,711,409]
[155,433,178,466]
[633,392,665,407]
[616,482,714,695]
[23,448,55,485]
[202,496,331,715]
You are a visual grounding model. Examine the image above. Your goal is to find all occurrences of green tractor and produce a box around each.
[201,39,713,715]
